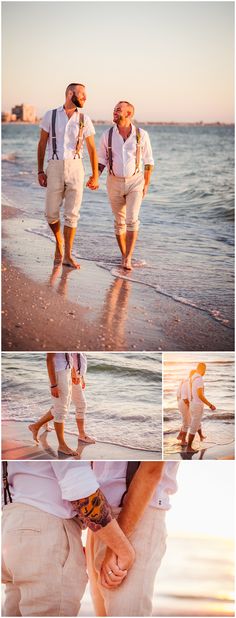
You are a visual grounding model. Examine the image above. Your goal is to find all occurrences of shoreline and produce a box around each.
[2,205,234,351]
[1,421,160,461]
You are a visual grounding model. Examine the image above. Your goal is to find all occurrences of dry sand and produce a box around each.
[2,205,234,351]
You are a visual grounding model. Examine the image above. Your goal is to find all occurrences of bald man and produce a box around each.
[187,362,216,452]
[98,101,154,270]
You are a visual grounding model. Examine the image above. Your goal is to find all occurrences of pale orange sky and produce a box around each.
[2,1,234,122]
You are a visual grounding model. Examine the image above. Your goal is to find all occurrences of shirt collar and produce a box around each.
[113,122,135,136]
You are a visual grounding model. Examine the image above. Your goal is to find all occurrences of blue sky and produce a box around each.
[2,1,234,122]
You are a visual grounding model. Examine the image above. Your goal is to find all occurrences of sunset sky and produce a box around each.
[2,1,234,122]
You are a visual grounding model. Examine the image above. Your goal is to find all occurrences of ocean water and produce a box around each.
[1,123,234,330]
[79,535,234,617]
[1,352,162,452]
[163,352,234,455]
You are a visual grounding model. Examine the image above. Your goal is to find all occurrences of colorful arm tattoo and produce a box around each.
[71,488,113,532]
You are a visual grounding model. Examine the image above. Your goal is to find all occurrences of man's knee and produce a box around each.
[126,219,140,232]
[114,220,126,235]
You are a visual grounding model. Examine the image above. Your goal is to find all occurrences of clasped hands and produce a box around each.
[99,547,135,590]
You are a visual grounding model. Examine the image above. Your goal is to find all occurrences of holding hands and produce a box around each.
[100,544,135,589]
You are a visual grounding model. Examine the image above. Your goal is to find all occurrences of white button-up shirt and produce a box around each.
[187,372,204,403]
[72,353,87,377]
[98,123,154,177]
[7,462,99,519]
[177,378,189,400]
[93,462,179,511]
[54,353,73,372]
[40,106,95,161]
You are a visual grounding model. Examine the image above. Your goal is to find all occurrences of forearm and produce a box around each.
[37,141,46,172]
[144,165,154,186]
[117,462,165,537]
[88,146,99,179]
[199,393,212,407]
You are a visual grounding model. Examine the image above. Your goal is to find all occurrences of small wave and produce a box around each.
[2,152,18,162]
[205,412,234,421]
[89,362,161,381]
[64,428,158,452]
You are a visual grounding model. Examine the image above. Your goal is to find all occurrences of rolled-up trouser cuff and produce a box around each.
[72,383,87,419]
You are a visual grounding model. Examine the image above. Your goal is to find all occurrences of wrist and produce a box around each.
[50,384,57,389]
[38,171,44,175]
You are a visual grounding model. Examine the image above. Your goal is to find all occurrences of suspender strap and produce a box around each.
[135,127,141,173]
[65,353,72,369]
[108,126,141,175]
[74,113,84,158]
[51,109,59,160]
[108,126,113,174]
[2,462,12,505]
[119,462,140,507]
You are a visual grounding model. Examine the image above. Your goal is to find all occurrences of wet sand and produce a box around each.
[164,436,234,460]
[2,204,234,351]
[1,421,159,461]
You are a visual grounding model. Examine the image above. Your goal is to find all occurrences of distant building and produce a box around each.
[1,112,17,122]
[11,104,36,122]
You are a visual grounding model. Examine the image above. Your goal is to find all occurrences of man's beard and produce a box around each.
[72,94,83,108]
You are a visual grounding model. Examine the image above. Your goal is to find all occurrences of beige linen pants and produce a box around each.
[107,172,144,235]
[51,368,72,423]
[189,401,204,433]
[178,400,191,432]
[86,506,167,617]
[2,503,88,617]
[45,159,84,228]
[71,382,87,419]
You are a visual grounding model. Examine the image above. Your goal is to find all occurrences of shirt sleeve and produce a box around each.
[39,110,52,133]
[51,462,99,501]
[98,131,109,167]
[83,115,95,138]
[141,130,154,166]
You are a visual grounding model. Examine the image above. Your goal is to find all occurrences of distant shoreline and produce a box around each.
[2,120,235,127]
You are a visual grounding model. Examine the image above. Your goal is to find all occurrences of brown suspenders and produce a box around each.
[108,126,141,175]
[51,109,84,160]
[74,113,84,158]
[190,374,200,401]
[119,462,140,507]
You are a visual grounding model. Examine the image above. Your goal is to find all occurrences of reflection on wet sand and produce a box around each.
[48,262,133,349]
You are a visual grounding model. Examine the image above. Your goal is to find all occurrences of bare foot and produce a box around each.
[186,445,197,453]
[121,255,126,267]
[54,243,64,265]
[28,424,39,444]
[45,423,52,432]
[177,432,183,440]
[78,434,96,444]
[180,441,188,446]
[199,434,206,441]
[58,444,78,456]
[123,257,133,271]
[63,257,80,269]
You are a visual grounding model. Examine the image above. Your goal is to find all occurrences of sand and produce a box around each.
[164,437,234,460]
[2,204,234,351]
[1,421,160,461]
